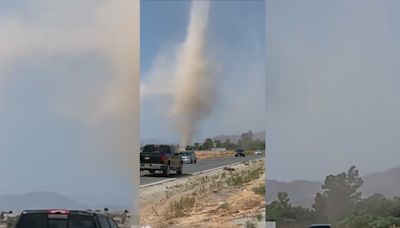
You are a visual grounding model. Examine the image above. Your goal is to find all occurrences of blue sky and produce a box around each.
[0,0,139,210]
[267,0,400,181]
[141,0,266,143]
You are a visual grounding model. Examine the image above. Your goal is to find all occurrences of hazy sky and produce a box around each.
[267,0,400,182]
[0,0,139,209]
[140,0,266,144]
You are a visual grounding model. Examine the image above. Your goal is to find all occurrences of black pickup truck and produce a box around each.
[14,209,119,228]
[140,144,183,177]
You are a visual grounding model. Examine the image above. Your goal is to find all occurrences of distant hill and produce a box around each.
[0,191,88,212]
[361,166,400,198]
[213,130,265,143]
[267,166,400,208]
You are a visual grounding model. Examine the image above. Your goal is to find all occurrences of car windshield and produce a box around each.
[16,213,95,228]
[182,152,192,155]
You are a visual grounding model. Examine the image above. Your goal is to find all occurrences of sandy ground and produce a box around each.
[194,150,235,160]
[139,159,265,227]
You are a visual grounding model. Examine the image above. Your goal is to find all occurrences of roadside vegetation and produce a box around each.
[158,162,264,200]
[226,168,264,187]
[141,160,265,227]
[267,166,400,228]
[185,131,265,151]
[168,195,196,218]
[252,184,265,196]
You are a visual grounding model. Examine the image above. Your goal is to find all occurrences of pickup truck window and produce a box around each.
[16,213,95,228]
[49,217,67,228]
[98,215,110,228]
[107,217,119,228]
[69,214,95,228]
[143,145,171,154]
[16,214,47,228]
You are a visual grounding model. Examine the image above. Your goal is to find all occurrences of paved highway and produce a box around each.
[140,154,263,186]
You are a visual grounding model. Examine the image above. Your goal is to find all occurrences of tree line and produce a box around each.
[185,131,265,151]
[267,166,400,228]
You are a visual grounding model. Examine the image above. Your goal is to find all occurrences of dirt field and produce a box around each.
[194,150,235,160]
[139,159,265,227]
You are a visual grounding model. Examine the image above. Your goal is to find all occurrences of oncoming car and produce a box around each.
[235,149,246,157]
[14,209,120,228]
[180,151,197,164]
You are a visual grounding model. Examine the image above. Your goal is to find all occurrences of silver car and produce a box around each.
[181,151,197,164]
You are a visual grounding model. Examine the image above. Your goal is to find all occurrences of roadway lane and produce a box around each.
[140,154,263,186]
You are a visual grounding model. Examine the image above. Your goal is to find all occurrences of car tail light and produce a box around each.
[160,153,166,163]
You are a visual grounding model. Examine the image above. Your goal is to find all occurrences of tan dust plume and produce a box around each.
[171,1,217,151]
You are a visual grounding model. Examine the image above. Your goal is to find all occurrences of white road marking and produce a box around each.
[139,178,177,188]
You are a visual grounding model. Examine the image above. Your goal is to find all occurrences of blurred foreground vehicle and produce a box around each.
[140,144,183,177]
[14,209,119,228]
[180,150,197,164]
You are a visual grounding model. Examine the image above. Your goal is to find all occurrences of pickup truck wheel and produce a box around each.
[163,164,170,177]
[177,163,183,175]
[194,159,197,164]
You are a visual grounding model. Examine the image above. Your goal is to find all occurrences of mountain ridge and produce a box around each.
[0,191,88,212]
